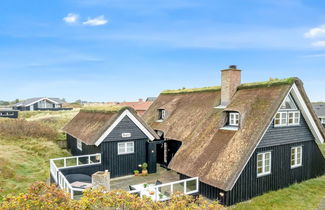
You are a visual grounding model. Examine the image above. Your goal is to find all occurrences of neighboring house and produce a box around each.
[143,66,325,205]
[62,106,160,178]
[0,109,18,118]
[13,97,67,111]
[312,102,325,128]
[146,97,157,102]
[119,99,154,116]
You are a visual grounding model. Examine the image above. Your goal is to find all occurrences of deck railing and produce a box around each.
[129,177,199,202]
[50,153,101,198]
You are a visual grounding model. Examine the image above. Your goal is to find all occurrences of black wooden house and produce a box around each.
[63,107,160,178]
[13,97,67,111]
[143,66,325,206]
[0,109,18,118]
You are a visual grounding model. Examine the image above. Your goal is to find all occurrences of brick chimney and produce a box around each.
[219,65,241,108]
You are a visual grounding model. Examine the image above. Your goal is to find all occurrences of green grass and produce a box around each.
[161,86,221,95]
[238,77,297,90]
[234,143,325,209]
[160,78,297,95]
[0,137,70,200]
[0,110,79,200]
[80,105,128,114]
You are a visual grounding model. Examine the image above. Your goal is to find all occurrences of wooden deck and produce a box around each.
[110,165,180,191]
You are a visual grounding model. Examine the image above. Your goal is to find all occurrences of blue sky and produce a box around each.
[1,0,325,102]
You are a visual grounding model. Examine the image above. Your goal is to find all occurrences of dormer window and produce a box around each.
[229,112,239,126]
[158,109,166,121]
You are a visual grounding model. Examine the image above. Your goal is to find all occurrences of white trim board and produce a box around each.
[229,83,324,190]
[94,109,155,146]
[291,83,323,143]
[25,97,60,107]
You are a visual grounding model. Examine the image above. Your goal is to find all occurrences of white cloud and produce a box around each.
[311,40,325,47]
[83,15,108,26]
[304,25,325,38]
[63,13,79,24]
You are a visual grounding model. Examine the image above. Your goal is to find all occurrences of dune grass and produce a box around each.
[0,110,78,200]
[0,137,70,200]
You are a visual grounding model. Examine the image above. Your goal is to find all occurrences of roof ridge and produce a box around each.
[80,105,129,114]
[160,77,297,95]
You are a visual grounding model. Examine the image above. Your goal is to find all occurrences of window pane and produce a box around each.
[118,144,125,154]
[265,153,270,159]
[257,161,262,167]
[257,154,262,161]
[257,167,262,174]
[265,166,270,172]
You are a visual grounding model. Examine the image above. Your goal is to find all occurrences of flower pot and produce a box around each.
[142,169,148,176]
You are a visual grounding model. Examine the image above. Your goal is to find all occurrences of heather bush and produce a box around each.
[0,182,224,210]
[0,119,58,140]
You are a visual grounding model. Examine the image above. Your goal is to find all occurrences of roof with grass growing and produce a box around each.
[63,106,159,145]
[143,77,325,191]
[160,78,297,95]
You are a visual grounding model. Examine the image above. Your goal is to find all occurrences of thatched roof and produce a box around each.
[143,78,325,191]
[63,106,159,145]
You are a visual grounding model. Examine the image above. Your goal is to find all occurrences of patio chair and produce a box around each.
[129,185,136,191]
[155,180,162,185]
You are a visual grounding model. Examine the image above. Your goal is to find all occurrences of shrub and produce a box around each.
[0,182,74,209]
[0,119,58,140]
[0,182,224,210]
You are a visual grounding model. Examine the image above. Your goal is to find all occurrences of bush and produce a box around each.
[0,119,58,140]
[0,182,74,209]
[0,182,224,210]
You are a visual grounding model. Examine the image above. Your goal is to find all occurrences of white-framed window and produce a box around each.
[288,111,300,126]
[275,111,300,127]
[291,146,302,168]
[257,151,271,177]
[77,139,82,151]
[158,109,166,121]
[321,118,325,125]
[229,112,240,126]
[118,141,134,155]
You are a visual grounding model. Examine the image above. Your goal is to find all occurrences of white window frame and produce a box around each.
[291,146,302,168]
[229,112,240,126]
[77,139,82,151]
[257,151,271,177]
[288,111,300,126]
[275,111,300,127]
[158,109,166,121]
[118,141,134,155]
[321,118,325,125]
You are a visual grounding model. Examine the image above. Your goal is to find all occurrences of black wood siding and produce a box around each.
[101,139,148,178]
[0,111,18,118]
[67,134,101,156]
[65,115,157,178]
[258,115,314,148]
[187,112,325,206]
[103,115,148,141]
[192,141,325,206]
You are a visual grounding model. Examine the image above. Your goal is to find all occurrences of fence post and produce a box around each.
[184,181,187,194]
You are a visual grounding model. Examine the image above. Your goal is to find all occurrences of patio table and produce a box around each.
[130,183,168,201]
